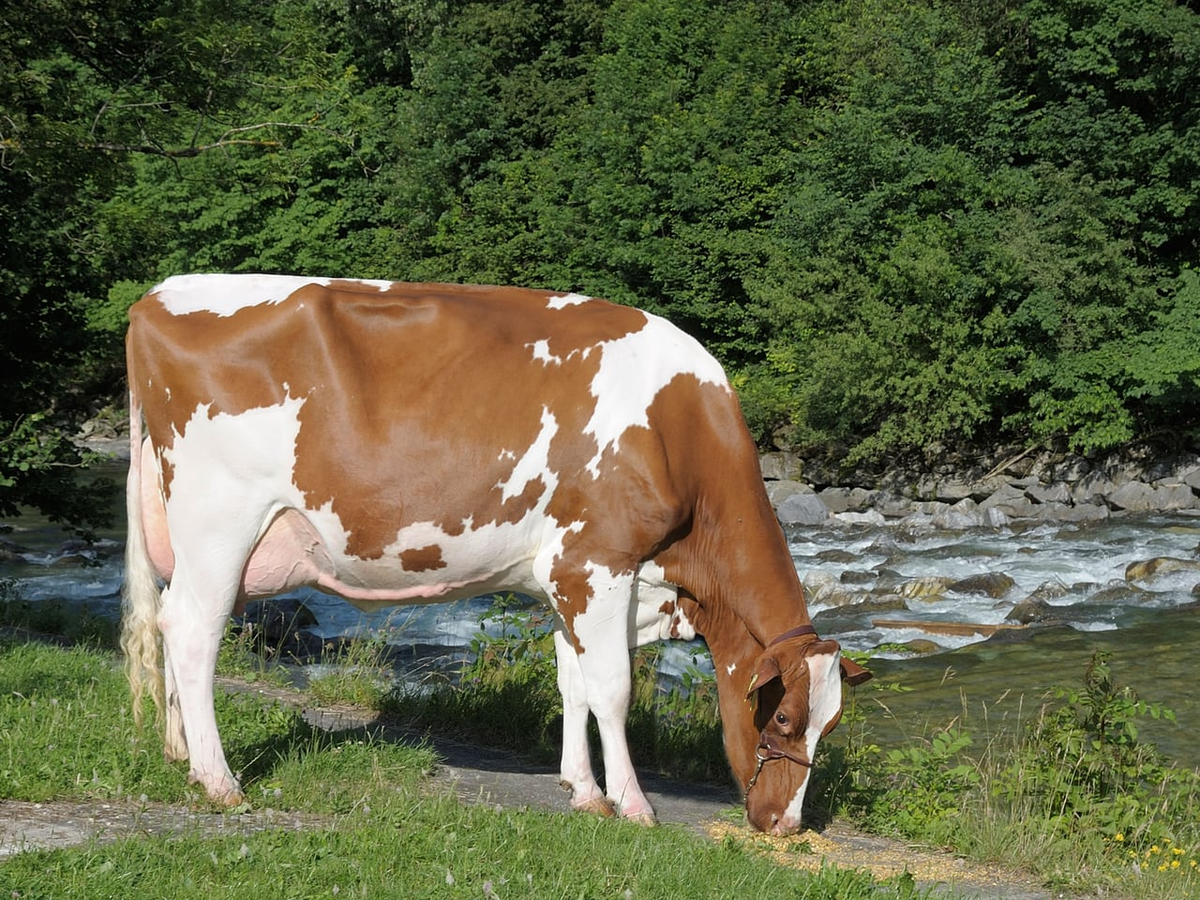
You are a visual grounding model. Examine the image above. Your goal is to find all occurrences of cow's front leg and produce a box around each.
[553,628,614,817]
[564,572,656,825]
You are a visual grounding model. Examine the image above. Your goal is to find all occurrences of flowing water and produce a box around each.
[4,463,1198,765]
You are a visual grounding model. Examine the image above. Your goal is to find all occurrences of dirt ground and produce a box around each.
[1,679,1060,900]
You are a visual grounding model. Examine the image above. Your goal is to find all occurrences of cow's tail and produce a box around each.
[120,386,165,729]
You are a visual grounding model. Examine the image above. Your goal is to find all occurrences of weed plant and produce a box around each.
[823,650,1200,899]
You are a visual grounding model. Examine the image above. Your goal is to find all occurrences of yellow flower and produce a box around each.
[1173,847,1185,855]
[1171,860,1181,869]
[1114,833,1124,842]
[1159,864,1169,873]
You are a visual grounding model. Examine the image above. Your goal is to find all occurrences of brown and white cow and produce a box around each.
[121,274,869,834]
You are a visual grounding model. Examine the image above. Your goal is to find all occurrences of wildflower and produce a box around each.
[1171,860,1180,870]
[1114,833,1124,842]
[1173,847,1185,855]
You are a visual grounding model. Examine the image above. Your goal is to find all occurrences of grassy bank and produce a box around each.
[0,637,924,899]
[377,602,1200,900]
[4,587,1200,899]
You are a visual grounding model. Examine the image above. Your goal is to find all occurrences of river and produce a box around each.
[3,463,1198,766]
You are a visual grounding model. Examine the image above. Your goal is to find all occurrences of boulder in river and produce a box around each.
[950,572,1016,598]
[1125,556,1200,584]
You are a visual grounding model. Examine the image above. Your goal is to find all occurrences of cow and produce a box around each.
[121,274,869,835]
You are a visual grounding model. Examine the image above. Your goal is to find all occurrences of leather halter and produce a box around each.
[766,624,817,647]
[745,624,820,791]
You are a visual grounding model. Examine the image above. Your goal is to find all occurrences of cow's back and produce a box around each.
[127,275,735,601]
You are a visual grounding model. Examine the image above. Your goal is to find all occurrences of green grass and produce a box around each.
[0,636,928,900]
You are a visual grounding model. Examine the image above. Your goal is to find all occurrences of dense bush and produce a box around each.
[5,0,1200,526]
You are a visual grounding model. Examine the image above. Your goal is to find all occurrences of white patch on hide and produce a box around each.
[496,408,557,503]
[153,274,391,318]
[583,314,730,476]
[547,292,591,310]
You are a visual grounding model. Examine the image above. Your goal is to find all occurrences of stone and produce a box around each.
[760,452,804,482]
[766,479,811,506]
[1005,597,1057,624]
[897,576,955,601]
[1125,556,1200,583]
[836,510,887,527]
[950,572,1016,598]
[776,491,831,525]
[1050,456,1091,483]
[1026,482,1073,504]
[1109,482,1198,512]
[819,487,853,513]
[1053,502,1110,523]
[1072,471,1118,506]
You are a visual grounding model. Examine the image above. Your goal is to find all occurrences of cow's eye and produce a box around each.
[775,712,789,726]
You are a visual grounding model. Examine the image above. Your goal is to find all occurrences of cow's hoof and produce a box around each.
[188,775,245,808]
[573,796,617,818]
[622,811,658,827]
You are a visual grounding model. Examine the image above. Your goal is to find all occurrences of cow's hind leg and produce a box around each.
[157,558,245,806]
[554,628,614,817]
[161,651,188,762]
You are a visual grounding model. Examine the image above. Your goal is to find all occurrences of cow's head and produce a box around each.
[742,629,871,835]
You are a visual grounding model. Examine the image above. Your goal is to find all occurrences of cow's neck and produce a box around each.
[679,595,772,788]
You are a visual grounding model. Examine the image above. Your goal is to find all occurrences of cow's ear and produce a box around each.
[746,656,782,701]
[840,656,872,686]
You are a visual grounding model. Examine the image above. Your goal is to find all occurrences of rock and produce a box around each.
[1125,556,1200,583]
[950,573,1016,598]
[239,598,319,645]
[815,549,859,563]
[931,506,984,529]
[1026,482,1072,504]
[1050,456,1091,483]
[840,569,877,585]
[899,639,941,655]
[983,507,1010,528]
[836,510,887,527]
[819,487,853,513]
[766,479,810,506]
[776,492,831,525]
[897,576,955,601]
[1071,471,1119,506]
[1109,482,1198,512]
[1024,581,1070,603]
[1005,596,1057,624]
[760,452,803,482]
[1053,502,1110,523]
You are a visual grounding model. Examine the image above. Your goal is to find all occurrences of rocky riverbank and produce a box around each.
[760,446,1200,529]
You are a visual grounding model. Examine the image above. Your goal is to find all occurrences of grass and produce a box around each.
[8,586,1200,898]
[0,636,929,900]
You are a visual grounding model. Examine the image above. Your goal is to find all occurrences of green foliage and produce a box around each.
[826,651,1200,895]
[6,0,1200,532]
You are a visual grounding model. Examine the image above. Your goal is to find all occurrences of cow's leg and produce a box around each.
[157,557,244,806]
[559,568,655,824]
[553,628,614,817]
[161,646,188,762]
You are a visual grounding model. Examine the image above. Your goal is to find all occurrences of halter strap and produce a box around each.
[766,624,818,647]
